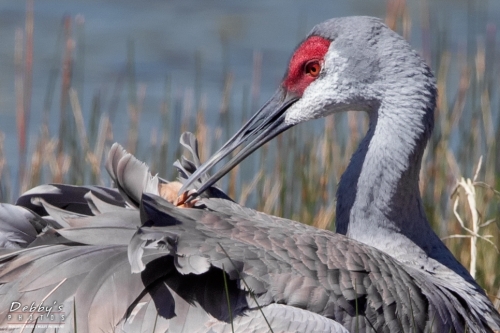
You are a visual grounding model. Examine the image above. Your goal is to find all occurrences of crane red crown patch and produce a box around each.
[283,36,331,95]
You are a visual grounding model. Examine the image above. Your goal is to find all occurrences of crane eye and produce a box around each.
[304,60,321,77]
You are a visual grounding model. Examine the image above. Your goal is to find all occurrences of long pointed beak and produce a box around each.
[179,88,299,197]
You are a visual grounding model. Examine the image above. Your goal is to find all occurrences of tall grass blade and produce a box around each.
[222,264,235,333]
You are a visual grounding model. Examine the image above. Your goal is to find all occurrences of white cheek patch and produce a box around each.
[284,49,349,126]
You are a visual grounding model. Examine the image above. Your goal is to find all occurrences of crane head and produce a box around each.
[179,16,417,197]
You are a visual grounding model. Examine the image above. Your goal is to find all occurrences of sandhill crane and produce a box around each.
[0,16,499,333]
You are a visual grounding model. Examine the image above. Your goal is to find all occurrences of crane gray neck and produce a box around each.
[336,98,431,244]
[334,81,473,280]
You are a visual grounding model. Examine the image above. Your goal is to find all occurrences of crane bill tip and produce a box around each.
[173,189,199,208]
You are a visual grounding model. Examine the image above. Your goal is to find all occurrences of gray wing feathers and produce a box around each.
[154,303,349,333]
[179,132,203,170]
[196,197,500,331]
[135,193,498,333]
[0,245,142,332]
[106,142,162,207]
[224,304,349,333]
[16,183,125,216]
[57,226,136,245]
[84,190,128,214]
[0,203,40,248]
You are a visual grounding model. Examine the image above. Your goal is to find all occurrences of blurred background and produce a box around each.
[0,0,499,305]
